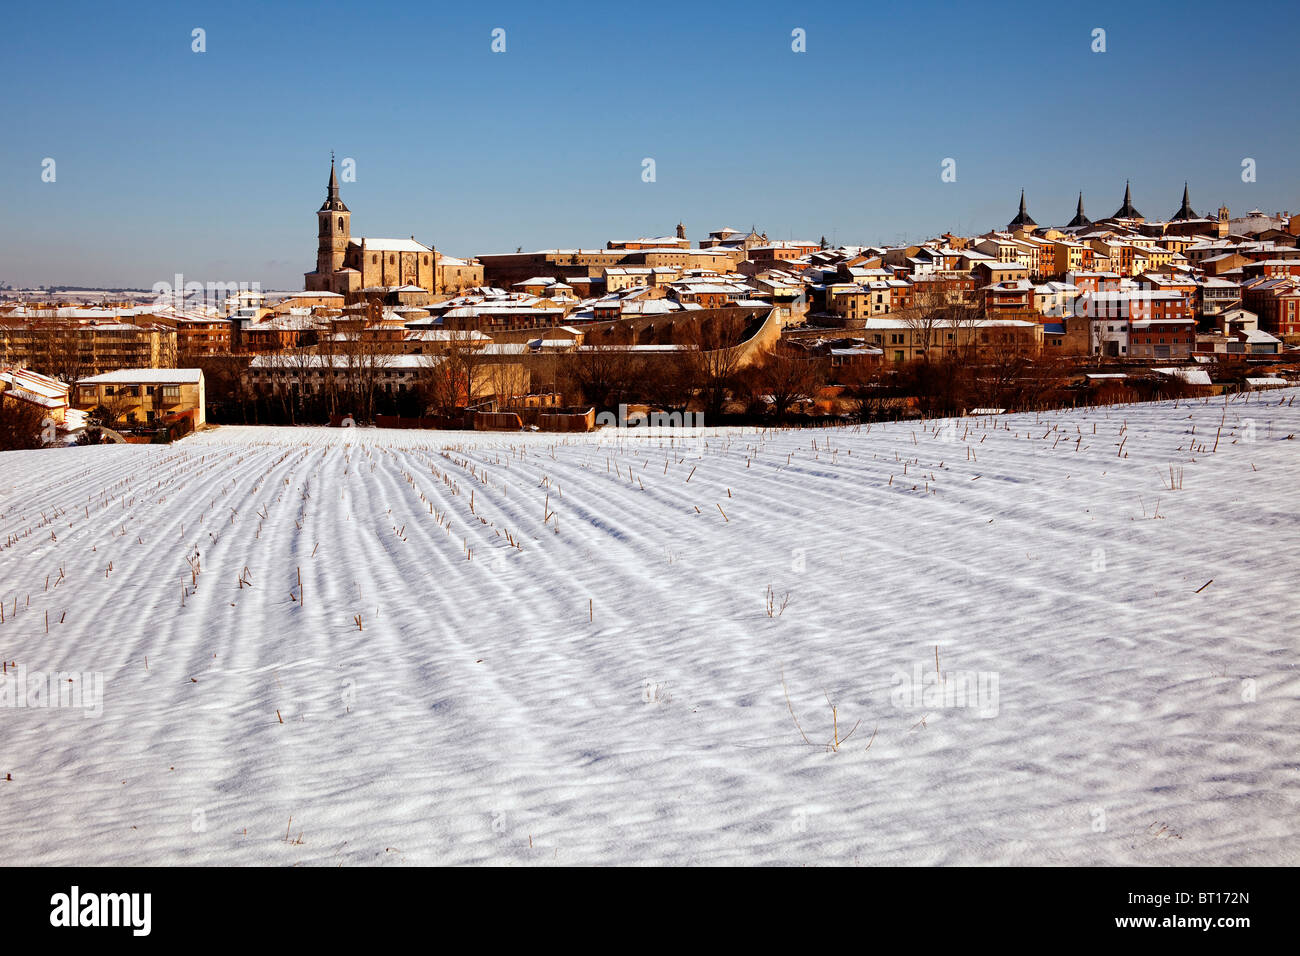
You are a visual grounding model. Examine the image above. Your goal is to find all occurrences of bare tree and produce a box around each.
[483,358,528,409]
[974,333,1030,409]
[750,348,825,418]
[278,344,327,425]
[561,341,637,410]
[35,320,92,382]
[335,316,392,422]
[418,332,490,415]
[636,352,694,414]
[418,354,459,417]
[89,391,137,428]
[681,313,749,417]
[945,300,984,363]
[898,285,951,362]
[836,359,888,422]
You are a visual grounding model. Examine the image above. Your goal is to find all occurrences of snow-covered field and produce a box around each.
[1,392,1297,866]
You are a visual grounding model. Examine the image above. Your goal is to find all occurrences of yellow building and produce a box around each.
[1053,240,1087,275]
[828,283,892,322]
[74,369,206,427]
[861,317,1043,363]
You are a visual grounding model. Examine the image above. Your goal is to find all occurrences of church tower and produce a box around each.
[315,155,350,284]
[1113,180,1143,221]
[1008,189,1037,232]
[1170,182,1198,222]
[1067,192,1092,229]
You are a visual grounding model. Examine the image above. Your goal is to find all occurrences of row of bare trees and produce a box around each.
[836,351,1078,419]
[185,324,409,425]
[551,314,762,416]
[896,287,985,362]
[0,320,96,383]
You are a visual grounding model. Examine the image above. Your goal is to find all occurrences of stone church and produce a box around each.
[304,159,481,298]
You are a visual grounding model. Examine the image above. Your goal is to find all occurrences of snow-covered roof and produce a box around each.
[247,354,440,370]
[78,369,203,385]
[0,367,70,403]
[351,237,433,253]
[403,329,492,342]
[1154,368,1212,385]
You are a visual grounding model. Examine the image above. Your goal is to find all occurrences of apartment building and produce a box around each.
[0,317,177,375]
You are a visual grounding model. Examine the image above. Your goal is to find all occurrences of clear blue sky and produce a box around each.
[2,0,1298,289]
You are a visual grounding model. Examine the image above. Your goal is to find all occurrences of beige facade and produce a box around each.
[861,317,1043,363]
[74,369,205,426]
[346,238,436,291]
[827,283,892,322]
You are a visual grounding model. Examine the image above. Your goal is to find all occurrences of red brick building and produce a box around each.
[1241,277,1300,338]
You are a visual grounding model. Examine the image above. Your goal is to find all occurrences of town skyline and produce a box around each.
[3,176,1289,293]
[3,0,1299,288]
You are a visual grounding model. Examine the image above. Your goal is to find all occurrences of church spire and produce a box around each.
[1171,181,1197,221]
[1113,180,1142,220]
[1008,188,1037,230]
[1067,191,1092,229]
[320,153,348,212]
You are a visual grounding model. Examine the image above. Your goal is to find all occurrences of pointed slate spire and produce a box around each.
[1067,191,1092,228]
[1113,180,1142,219]
[320,153,349,213]
[1008,188,1037,229]
[1171,182,1198,221]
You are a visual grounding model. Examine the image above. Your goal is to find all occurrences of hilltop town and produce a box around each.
[2,162,1298,444]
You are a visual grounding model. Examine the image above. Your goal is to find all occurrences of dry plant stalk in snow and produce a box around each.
[765,585,790,618]
[780,668,870,753]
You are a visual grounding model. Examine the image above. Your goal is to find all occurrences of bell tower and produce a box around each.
[316,153,350,281]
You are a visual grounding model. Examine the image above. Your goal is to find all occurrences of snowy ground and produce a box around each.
[1,391,1297,866]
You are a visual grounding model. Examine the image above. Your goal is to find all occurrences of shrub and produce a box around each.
[0,399,48,451]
